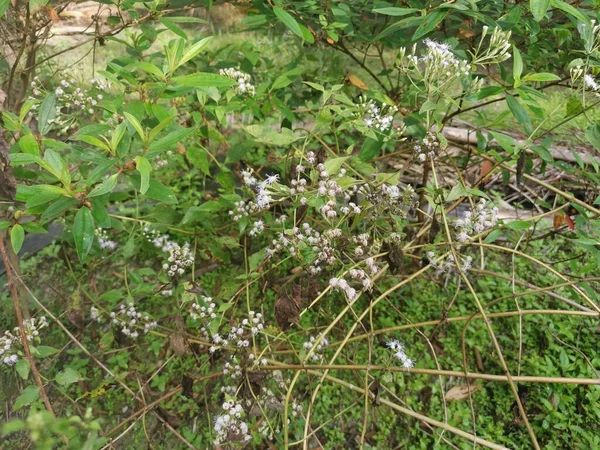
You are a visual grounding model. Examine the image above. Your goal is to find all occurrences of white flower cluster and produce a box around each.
[0,317,48,366]
[249,219,265,237]
[155,151,173,169]
[143,226,174,252]
[29,76,109,134]
[355,96,398,132]
[363,183,418,219]
[414,132,442,162]
[386,339,414,369]
[95,228,118,251]
[219,68,256,96]
[329,276,358,301]
[213,400,252,446]
[421,39,471,79]
[303,334,329,362]
[426,251,473,275]
[229,171,278,221]
[162,242,194,277]
[108,302,157,339]
[190,296,217,321]
[454,199,499,243]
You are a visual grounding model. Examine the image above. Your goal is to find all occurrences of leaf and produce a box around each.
[126,62,164,79]
[10,224,24,254]
[490,131,517,154]
[147,127,195,154]
[15,359,30,380]
[372,7,419,16]
[129,175,178,205]
[273,6,304,39]
[13,386,39,410]
[134,156,151,195]
[38,95,56,135]
[446,383,481,401]
[160,17,187,39]
[35,346,59,357]
[73,207,95,261]
[55,367,82,386]
[513,45,523,86]
[323,157,349,175]
[2,419,26,436]
[187,147,210,175]
[123,112,146,143]
[172,73,235,88]
[522,72,560,82]
[530,0,551,21]
[0,0,10,18]
[358,137,383,161]
[585,124,600,150]
[179,36,213,68]
[245,125,302,146]
[549,0,589,23]
[19,133,40,156]
[412,10,446,41]
[348,74,369,90]
[43,148,70,186]
[87,173,118,198]
[506,95,533,135]
[182,202,224,224]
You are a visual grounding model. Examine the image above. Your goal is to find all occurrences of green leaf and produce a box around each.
[2,419,26,436]
[0,0,10,18]
[372,7,419,16]
[530,0,551,21]
[0,221,9,230]
[172,73,235,88]
[55,367,82,386]
[187,147,210,175]
[490,131,517,154]
[15,359,30,380]
[273,6,304,39]
[10,153,43,166]
[182,202,224,224]
[358,137,383,162]
[506,95,533,135]
[513,45,523,86]
[130,175,178,205]
[123,112,147,144]
[43,148,70,186]
[585,124,600,151]
[88,173,118,198]
[10,224,24,254]
[126,62,164,79]
[160,17,187,39]
[13,386,39,410]
[38,95,56,135]
[19,133,40,156]
[134,156,151,195]
[244,125,301,146]
[323,157,349,175]
[522,72,561,82]
[549,0,589,23]
[505,220,531,230]
[41,197,78,224]
[179,36,213,68]
[412,10,446,41]
[270,67,304,91]
[147,127,195,154]
[73,207,95,261]
[35,346,60,357]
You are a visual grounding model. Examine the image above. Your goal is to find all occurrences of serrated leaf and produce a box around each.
[73,207,95,261]
[19,133,40,156]
[10,224,24,254]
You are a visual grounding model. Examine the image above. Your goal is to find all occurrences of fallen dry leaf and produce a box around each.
[445,383,481,401]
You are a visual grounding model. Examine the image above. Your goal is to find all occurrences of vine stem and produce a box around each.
[0,235,55,416]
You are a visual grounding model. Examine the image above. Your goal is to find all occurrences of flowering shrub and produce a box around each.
[2,0,600,449]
